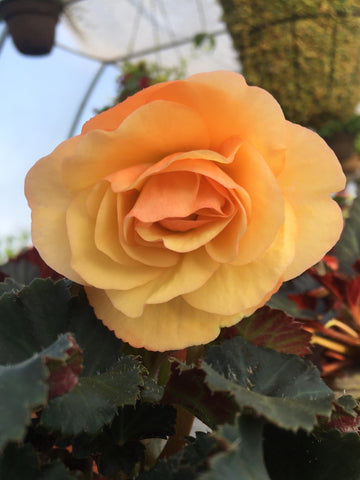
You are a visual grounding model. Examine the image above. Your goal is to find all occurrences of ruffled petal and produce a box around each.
[143,71,287,174]
[278,122,345,280]
[117,191,181,267]
[105,247,218,317]
[283,197,343,280]
[278,122,346,198]
[85,288,238,351]
[66,189,163,289]
[25,137,84,282]
[82,81,168,133]
[225,140,285,265]
[63,100,210,192]
[94,184,138,265]
[183,200,297,315]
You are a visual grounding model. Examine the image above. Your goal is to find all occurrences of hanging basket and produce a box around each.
[0,0,62,55]
[219,0,360,129]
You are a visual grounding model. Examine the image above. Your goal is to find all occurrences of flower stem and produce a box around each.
[160,406,195,458]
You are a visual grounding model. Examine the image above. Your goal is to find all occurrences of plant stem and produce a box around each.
[159,405,195,458]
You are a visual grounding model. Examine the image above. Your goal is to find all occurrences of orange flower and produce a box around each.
[25,71,345,351]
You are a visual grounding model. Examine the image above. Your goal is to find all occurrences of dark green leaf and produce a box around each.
[65,289,124,376]
[137,432,217,480]
[98,441,145,476]
[0,443,39,480]
[0,279,71,364]
[141,377,164,403]
[0,277,23,297]
[264,425,360,480]
[336,194,360,274]
[336,394,359,415]
[0,356,47,450]
[72,403,176,464]
[38,461,73,480]
[110,404,176,443]
[41,356,144,435]
[204,337,333,431]
[0,334,80,450]
[163,362,238,429]
[199,416,270,480]
[0,279,124,374]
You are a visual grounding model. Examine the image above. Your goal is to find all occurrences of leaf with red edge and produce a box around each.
[224,306,312,356]
[320,396,360,434]
[44,334,83,399]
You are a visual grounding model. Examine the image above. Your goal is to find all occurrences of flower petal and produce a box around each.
[82,81,168,133]
[25,137,84,283]
[225,140,285,265]
[183,200,297,315]
[66,189,163,289]
[278,122,346,280]
[144,71,287,174]
[283,197,343,280]
[63,100,210,192]
[105,247,218,317]
[278,122,346,198]
[85,289,238,351]
[117,191,181,267]
[205,207,247,263]
[94,184,138,265]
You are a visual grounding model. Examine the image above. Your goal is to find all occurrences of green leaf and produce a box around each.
[0,277,23,297]
[0,334,79,450]
[136,432,217,480]
[264,425,360,480]
[335,194,360,274]
[65,288,124,376]
[163,362,238,429]
[38,461,73,480]
[0,357,47,451]
[72,403,176,472]
[336,394,359,415]
[141,377,164,403]
[109,403,176,443]
[204,337,333,431]
[0,279,71,364]
[0,443,40,480]
[234,306,311,356]
[98,441,145,476]
[0,279,124,374]
[41,356,144,435]
[199,416,270,480]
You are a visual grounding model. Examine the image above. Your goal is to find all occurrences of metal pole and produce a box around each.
[0,25,8,58]
[67,62,108,138]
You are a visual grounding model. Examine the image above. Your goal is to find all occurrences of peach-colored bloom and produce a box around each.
[25,71,345,351]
